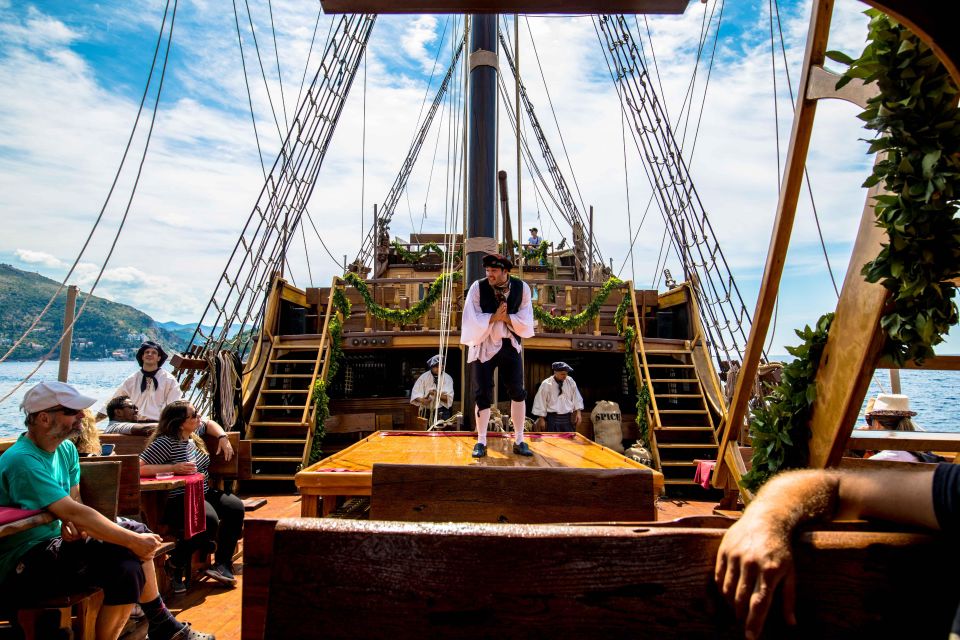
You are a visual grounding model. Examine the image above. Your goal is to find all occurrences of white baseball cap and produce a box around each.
[20,381,97,414]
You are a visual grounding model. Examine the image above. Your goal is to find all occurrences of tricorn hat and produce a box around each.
[866,393,916,418]
[482,253,513,270]
[426,355,441,368]
[136,341,169,367]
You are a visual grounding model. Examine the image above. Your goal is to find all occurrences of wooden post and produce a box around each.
[58,285,78,382]
[588,205,594,281]
[889,368,901,394]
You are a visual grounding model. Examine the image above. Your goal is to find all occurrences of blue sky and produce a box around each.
[0,0,954,356]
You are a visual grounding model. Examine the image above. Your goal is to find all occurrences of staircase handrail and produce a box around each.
[301,276,343,469]
[627,284,662,471]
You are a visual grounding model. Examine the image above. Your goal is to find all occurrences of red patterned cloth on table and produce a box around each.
[0,506,43,525]
[693,460,716,490]
[183,473,206,539]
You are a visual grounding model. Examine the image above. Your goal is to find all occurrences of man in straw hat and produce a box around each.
[460,253,535,458]
[112,340,182,422]
[411,354,455,421]
[532,362,584,432]
[0,381,213,640]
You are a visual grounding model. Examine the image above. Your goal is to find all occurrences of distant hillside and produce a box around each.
[0,264,185,360]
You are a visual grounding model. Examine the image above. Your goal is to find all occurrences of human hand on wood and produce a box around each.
[535,417,546,430]
[714,509,797,638]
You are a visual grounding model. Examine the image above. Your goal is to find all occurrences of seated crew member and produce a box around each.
[714,464,959,640]
[139,401,241,594]
[532,362,584,432]
[112,341,182,422]
[460,253,536,458]
[104,395,158,435]
[0,381,213,640]
[410,355,455,421]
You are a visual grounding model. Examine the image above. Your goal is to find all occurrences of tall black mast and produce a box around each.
[463,14,498,429]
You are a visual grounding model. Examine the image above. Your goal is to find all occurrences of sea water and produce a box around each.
[0,359,958,438]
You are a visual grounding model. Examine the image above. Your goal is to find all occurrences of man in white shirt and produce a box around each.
[460,253,535,458]
[111,341,182,422]
[410,355,455,421]
[532,362,584,432]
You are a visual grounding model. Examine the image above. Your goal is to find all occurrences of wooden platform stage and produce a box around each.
[296,431,664,517]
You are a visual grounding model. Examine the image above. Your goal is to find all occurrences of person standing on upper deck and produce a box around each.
[526,227,541,248]
[532,362,584,433]
[410,355,455,421]
[460,253,535,458]
[112,341,182,422]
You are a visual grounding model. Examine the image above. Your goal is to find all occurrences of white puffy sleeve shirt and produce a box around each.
[460,278,535,363]
[410,371,455,409]
[532,376,585,416]
[114,368,183,421]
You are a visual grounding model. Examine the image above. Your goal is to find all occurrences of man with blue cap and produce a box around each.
[111,341,182,422]
[460,253,536,457]
[532,362,584,432]
[410,354,455,420]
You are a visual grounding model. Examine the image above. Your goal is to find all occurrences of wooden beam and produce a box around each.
[715,0,835,488]
[319,0,688,14]
[848,430,960,452]
[877,354,960,371]
[807,185,889,469]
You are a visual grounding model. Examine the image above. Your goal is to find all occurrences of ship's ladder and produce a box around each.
[245,279,342,481]
[626,288,719,486]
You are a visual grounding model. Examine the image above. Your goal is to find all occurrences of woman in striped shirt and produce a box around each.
[139,400,244,593]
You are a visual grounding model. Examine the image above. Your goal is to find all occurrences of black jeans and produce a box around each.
[472,339,526,410]
[162,488,245,568]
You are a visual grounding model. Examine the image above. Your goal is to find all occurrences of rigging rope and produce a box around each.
[1,0,180,403]
[0,0,175,367]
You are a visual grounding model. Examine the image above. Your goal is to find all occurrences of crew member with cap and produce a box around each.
[526,227,541,247]
[0,381,213,640]
[112,341,182,422]
[532,362,584,432]
[460,253,536,458]
[410,355,455,421]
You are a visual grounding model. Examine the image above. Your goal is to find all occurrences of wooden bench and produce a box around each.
[99,433,151,456]
[242,517,960,640]
[370,464,657,523]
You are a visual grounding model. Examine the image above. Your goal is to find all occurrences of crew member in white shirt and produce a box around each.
[111,341,182,422]
[460,253,535,458]
[410,355,455,421]
[532,362,584,432]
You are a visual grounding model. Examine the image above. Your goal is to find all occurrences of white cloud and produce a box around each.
[401,15,439,72]
[14,249,64,268]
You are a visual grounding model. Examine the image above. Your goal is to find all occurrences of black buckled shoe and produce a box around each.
[472,443,487,458]
[512,441,533,456]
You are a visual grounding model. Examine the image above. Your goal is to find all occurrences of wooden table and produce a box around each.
[139,476,187,532]
[295,431,662,517]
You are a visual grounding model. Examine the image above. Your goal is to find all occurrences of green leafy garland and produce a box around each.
[533,276,624,331]
[392,240,447,264]
[344,271,461,325]
[614,294,650,446]
[829,11,960,364]
[518,240,551,264]
[741,313,834,492]
[307,288,351,465]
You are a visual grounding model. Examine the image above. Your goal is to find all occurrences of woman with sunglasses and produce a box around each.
[139,400,243,593]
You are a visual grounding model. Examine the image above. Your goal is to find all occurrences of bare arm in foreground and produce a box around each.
[714,467,939,639]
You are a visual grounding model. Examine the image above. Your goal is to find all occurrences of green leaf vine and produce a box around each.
[307,287,351,465]
[344,271,462,325]
[741,313,834,492]
[533,276,624,331]
[614,294,650,446]
[392,240,447,264]
[829,11,960,364]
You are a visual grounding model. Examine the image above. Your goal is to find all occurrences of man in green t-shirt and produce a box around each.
[0,381,213,640]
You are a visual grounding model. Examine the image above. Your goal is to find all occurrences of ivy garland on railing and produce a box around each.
[392,240,447,264]
[344,271,462,325]
[828,11,960,364]
[614,294,650,446]
[741,313,834,492]
[308,288,351,465]
[518,240,551,264]
[533,276,624,331]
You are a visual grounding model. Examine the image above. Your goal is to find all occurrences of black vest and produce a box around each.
[477,276,523,314]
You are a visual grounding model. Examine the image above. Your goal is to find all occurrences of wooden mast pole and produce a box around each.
[58,285,79,382]
[714,0,835,488]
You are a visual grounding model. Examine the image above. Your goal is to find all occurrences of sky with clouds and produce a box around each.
[0,0,953,355]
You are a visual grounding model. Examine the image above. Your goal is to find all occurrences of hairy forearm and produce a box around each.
[51,500,139,547]
[140,463,176,476]
[745,470,841,531]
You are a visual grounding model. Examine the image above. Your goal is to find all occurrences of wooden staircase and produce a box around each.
[624,288,719,487]
[245,281,341,481]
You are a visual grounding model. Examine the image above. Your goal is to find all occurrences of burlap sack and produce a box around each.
[591,400,624,452]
